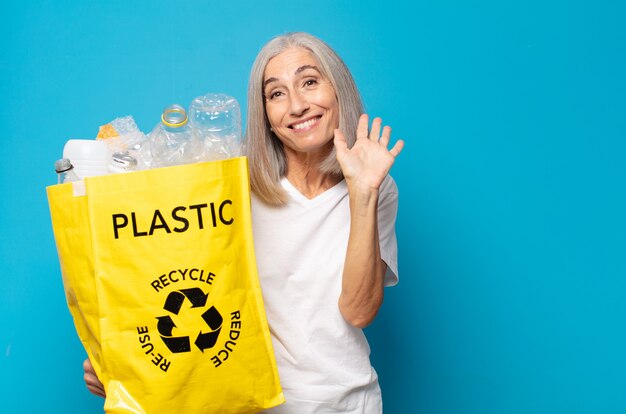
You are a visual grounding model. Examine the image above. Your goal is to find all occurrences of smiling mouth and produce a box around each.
[290,116,321,131]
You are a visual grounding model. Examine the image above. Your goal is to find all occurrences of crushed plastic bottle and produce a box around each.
[57,93,241,176]
[189,93,242,160]
[109,151,139,174]
[119,132,150,170]
[97,115,141,140]
[148,104,204,168]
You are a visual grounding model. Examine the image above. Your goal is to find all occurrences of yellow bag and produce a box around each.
[48,157,284,413]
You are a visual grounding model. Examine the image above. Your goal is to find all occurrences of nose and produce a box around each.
[289,90,310,116]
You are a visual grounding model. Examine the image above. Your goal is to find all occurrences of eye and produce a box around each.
[266,90,284,101]
[303,78,318,88]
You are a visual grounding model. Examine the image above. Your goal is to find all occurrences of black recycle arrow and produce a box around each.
[163,291,185,315]
[180,288,208,308]
[163,288,208,315]
[195,330,220,352]
[195,306,223,352]
[157,316,176,336]
[157,315,191,353]
[201,306,223,330]
[162,336,191,353]
[156,289,222,353]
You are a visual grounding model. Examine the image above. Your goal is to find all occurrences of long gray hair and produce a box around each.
[244,32,364,206]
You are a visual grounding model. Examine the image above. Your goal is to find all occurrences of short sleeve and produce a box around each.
[378,175,399,286]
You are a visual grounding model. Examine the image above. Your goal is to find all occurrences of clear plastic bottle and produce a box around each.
[55,158,81,184]
[148,104,203,167]
[189,93,242,160]
[109,151,138,174]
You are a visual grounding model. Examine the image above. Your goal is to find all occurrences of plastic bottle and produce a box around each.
[148,104,203,167]
[55,158,81,184]
[188,93,242,160]
[63,139,111,178]
[109,151,138,174]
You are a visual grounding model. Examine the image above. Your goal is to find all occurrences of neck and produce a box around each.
[283,145,341,199]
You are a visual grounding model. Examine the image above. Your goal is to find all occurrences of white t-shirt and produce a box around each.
[251,175,399,414]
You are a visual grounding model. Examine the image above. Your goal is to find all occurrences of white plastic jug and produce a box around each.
[63,139,110,179]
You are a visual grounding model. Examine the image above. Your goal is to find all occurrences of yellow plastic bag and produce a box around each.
[48,157,284,413]
[47,180,109,386]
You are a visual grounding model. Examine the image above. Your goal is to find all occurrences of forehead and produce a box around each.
[264,47,321,79]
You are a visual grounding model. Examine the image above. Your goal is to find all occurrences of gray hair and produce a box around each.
[244,32,364,205]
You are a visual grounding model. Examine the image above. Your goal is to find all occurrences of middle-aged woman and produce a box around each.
[245,32,404,413]
[84,31,403,413]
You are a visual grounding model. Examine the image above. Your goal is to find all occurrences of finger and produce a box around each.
[85,377,105,392]
[356,114,369,139]
[84,371,100,384]
[85,373,106,397]
[389,139,405,157]
[369,117,382,141]
[86,384,106,398]
[84,372,103,387]
[380,126,391,147]
[83,359,94,374]
[333,129,348,151]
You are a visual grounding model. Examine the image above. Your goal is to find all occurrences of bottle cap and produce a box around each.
[55,158,74,173]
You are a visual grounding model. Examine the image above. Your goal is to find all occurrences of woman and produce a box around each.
[85,32,403,413]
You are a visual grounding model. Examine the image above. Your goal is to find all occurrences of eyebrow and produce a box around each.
[263,77,278,89]
[295,64,321,75]
[263,65,322,89]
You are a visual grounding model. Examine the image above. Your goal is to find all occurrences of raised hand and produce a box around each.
[334,114,404,192]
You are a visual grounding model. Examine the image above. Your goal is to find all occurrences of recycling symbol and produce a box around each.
[156,288,223,353]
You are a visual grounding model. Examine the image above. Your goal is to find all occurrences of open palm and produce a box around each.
[334,114,404,191]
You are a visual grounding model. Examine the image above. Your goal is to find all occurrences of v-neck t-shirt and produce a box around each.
[251,175,399,413]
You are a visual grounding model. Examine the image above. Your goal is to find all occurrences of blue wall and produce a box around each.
[1,1,625,412]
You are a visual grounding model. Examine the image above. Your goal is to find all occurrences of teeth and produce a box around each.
[293,118,318,130]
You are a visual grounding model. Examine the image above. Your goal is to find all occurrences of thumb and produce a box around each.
[333,129,348,152]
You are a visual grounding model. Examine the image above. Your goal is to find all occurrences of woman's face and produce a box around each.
[263,47,339,156]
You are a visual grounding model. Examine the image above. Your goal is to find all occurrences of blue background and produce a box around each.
[1,1,625,413]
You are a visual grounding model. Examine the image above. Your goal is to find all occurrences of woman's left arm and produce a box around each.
[334,114,404,328]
